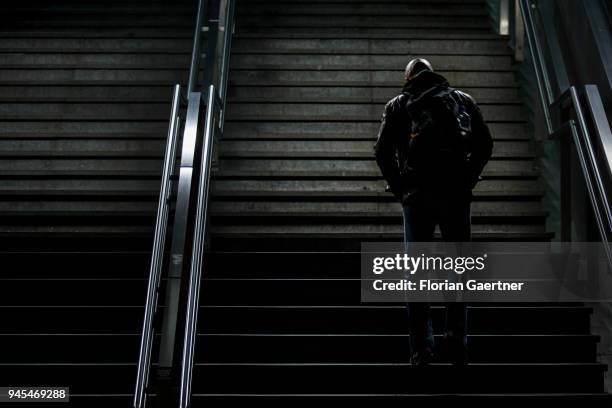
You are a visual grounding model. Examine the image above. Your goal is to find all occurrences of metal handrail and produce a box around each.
[179,85,217,408]
[134,84,182,408]
[518,0,612,264]
[174,0,236,406]
[583,85,612,233]
[518,0,553,133]
[187,0,207,94]
[133,0,211,405]
[567,88,612,266]
[217,0,235,135]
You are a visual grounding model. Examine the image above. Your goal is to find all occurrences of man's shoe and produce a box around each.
[410,348,433,367]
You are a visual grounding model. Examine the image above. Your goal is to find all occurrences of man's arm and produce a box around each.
[374,99,404,198]
[466,100,493,188]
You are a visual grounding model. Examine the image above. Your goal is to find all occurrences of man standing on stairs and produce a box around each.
[374,58,493,366]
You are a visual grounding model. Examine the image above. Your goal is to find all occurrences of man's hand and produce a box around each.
[401,188,421,206]
[385,184,404,201]
[468,175,482,190]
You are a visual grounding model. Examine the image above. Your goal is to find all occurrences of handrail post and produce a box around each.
[499,0,510,35]
[134,84,182,408]
[513,0,525,61]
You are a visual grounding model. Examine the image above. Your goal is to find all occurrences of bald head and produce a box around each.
[405,58,433,81]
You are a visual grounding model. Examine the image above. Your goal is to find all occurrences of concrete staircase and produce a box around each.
[0,0,197,246]
[212,1,551,247]
[0,1,195,406]
[0,0,610,406]
[195,0,611,404]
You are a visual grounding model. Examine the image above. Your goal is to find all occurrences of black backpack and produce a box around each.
[402,86,473,186]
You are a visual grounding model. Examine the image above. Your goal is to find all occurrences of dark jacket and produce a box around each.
[374,71,493,203]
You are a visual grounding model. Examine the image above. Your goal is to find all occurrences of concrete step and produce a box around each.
[0,29,195,39]
[0,334,141,363]
[198,334,597,364]
[0,333,597,364]
[190,394,612,406]
[227,86,520,104]
[235,32,509,39]
[0,184,543,202]
[0,140,165,153]
[189,363,605,394]
[0,69,516,87]
[228,70,517,87]
[225,102,524,122]
[0,102,175,120]
[0,189,152,200]
[236,15,491,29]
[231,38,510,54]
[0,225,553,245]
[0,147,535,162]
[194,277,556,305]
[1,274,566,307]
[0,170,158,181]
[4,5,194,14]
[0,69,187,85]
[212,179,542,194]
[0,251,150,279]
[1,364,135,394]
[0,101,522,121]
[236,27,495,36]
[236,4,487,16]
[0,201,546,221]
[200,304,593,335]
[0,201,157,213]
[0,159,162,172]
[0,53,513,71]
[0,278,148,306]
[209,223,547,240]
[0,306,147,333]
[223,122,529,140]
[1,304,594,335]
[0,53,193,69]
[0,38,194,52]
[228,54,513,70]
[207,251,551,279]
[0,16,195,29]
[216,160,535,175]
[0,85,178,102]
[1,363,606,395]
[208,201,544,217]
[218,140,532,157]
[0,179,160,193]
[210,169,522,182]
[0,85,520,105]
[0,121,167,139]
[0,120,528,140]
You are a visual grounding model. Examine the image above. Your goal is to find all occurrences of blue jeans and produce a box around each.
[403,196,470,353]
